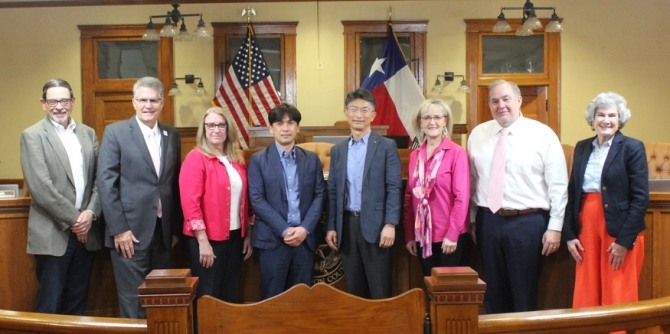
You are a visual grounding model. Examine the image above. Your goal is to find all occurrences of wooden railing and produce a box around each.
[3,268,670,334]
[478,298,670,333]
[0,310,146,334]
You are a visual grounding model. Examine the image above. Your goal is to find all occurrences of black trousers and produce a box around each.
[34,232,95,315]
[476,208,548,313]
[416,233,469,277]
[340,213,392,299]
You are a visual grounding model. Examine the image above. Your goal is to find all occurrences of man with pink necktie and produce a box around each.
[467,79,568,314]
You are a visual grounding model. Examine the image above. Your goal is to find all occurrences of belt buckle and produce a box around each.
[349,210,360,217]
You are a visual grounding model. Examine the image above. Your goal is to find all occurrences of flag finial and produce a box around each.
[241,7,256,23]
[387,6,393,21]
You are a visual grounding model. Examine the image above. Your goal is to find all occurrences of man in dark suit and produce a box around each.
[20,78,102,315]
[326,88,402,299]
[248,103,325,299]
[97,76,182,318]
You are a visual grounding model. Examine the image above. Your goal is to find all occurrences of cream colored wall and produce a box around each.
[1,0,668,178]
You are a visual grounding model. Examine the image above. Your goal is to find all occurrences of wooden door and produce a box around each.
[79,25,174,141]
[476,85,549,127]
[465,19,561,137]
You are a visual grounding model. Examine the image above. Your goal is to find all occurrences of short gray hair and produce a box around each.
[584,92,631,129]
[488,79,521,100]
[133,76,164,99]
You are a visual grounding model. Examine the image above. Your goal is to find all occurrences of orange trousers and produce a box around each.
[573,193,644,308]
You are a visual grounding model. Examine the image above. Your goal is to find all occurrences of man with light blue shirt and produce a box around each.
[326,89,402,299]
[248,103,325,299]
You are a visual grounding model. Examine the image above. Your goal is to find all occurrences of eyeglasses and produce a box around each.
[134,98,163,106]
[346,107,373,115]
[420,115,445,122]
[44,99,72,107]
[204,122,227,130]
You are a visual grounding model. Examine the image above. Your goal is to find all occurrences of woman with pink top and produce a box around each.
[179,107,253,303]
[404,99,470,276]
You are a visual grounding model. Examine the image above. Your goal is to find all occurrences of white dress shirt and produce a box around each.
[468,116,568,231]
[219,155,243,231]
[50,118,85,210]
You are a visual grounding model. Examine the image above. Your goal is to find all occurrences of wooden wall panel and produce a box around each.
[0,199,36,312]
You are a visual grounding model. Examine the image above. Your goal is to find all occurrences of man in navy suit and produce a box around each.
[97,76,182,318]
[326,88,402,299]
[248,103,325,299]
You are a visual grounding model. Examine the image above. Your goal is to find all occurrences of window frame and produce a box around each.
[212,22,297,105]
[342,20,428,94]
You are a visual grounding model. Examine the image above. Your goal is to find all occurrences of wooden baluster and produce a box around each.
[138,269,198,334]
[425,267,486,334]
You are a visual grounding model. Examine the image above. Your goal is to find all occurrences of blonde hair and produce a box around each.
[412,99,453,142]
[196,107,243,163]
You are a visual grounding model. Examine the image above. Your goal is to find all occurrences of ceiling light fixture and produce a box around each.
[493,0,563,36]
[142,1,209,41]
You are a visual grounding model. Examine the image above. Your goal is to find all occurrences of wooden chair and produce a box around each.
[296,142,334,173]
[197,283,426,333]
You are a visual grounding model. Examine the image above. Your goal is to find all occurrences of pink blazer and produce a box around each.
[179,148,249,241]
[403,138,470,244]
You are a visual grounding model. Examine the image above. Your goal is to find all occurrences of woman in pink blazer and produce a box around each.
[404,99,470,276]
[179,107,252,304]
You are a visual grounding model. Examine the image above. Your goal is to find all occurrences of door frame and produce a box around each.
[79,24,174,140]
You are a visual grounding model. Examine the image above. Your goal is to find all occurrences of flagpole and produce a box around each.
[244,7,256,127]
[246,23,253,127]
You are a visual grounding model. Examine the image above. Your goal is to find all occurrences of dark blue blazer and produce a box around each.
[248,144,325,251]
[563,131,648,249]
[327,132,402,248]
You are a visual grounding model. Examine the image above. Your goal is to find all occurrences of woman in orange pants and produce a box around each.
[563,92,648,312]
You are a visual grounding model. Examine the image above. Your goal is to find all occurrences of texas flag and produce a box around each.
[361,24,424,143]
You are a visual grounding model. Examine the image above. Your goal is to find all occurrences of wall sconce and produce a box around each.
[142,1,209,41]
[493,0,563,36]
[169,75,207,96]
[432,72,470,94]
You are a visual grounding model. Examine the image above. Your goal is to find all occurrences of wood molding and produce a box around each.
[0,0,408,9]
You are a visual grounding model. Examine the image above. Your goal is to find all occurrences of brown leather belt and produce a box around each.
[482,207,543,217]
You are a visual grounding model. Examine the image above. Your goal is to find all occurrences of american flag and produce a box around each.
[213,24,281,149]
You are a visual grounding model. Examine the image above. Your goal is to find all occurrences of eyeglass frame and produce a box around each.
[420,114,446,122]
[204,122,228,130]
[43,98,73,108]
[134,98,163,106]
[346,106,374,115]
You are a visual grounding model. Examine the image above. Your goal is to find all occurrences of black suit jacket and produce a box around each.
[563,131,648,249]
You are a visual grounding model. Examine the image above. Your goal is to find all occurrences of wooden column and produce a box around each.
[426,267,486,334]
[138,269,198,334]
